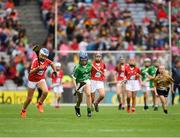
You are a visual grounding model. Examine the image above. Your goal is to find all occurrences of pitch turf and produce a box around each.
[0,104,180,137]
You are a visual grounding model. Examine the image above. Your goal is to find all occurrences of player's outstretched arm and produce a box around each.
[51,62,57,72]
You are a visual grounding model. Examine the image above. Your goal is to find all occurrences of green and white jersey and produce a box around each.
[141,67,150,82]
[72,61,92,83]
[148,65,157,88]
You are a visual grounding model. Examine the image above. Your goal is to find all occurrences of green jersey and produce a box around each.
[141,67,150,81]
[72,61,92,83]
[148,65,157,88]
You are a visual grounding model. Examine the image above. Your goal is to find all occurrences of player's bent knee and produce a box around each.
[100,94,105,98]
[42,91,48,97]
[43,91,48,94]
[86,93,91,98]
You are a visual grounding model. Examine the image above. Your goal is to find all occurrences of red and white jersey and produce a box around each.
[114,64,128,81]
[125,65,141,80]
[91,61,106,81]
[51,69,64,84]
[28,58,52,82]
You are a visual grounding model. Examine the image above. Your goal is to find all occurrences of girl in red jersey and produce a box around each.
[20,48,57,118]
[114,56,127,110]
[51,62,64,108]
[91,53,106,112]
[125,58,141,113]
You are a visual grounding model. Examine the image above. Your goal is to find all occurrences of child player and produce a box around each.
[20,48,57,118]
[51,62,64,108]
[125,58,141,113]
[114,56,127,110]
[72,51,92,117]
[91,52,106,112]
[141,58,151,110]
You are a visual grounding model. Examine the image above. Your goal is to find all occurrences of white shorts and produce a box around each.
[141,81,151,92]
[91,80,104,93]
[53,85,64,93]
[77,80,91,93]
[28,79,47,90]
[126,80,141,92]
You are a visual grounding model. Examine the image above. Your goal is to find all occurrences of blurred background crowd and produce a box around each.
[0,0,179,89]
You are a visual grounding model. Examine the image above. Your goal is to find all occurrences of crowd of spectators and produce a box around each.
[0,0,179,87]
[38,0,179,89]
[40,0,179,52]
[38,0,179,72]
[37,0,179,78]
[0,0,34,86]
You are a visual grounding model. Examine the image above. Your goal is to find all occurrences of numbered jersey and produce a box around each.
[72,61,92,83]
[125,65,141,80]
[28,58,52,82]
[115,64,128,81]
[91,61,106,81]
[51,69,64,84]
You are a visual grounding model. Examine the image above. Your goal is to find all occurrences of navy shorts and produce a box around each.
[157,88,169,97]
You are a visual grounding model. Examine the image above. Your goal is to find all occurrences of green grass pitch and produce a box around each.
[0,104,180,137]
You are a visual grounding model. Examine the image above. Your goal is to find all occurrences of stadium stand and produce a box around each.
[40,0,179,51]
[0,0,179,89]
[0,0,28,88]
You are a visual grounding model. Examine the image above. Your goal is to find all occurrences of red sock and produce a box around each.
[22,109,26,112]
[38,102,43,105]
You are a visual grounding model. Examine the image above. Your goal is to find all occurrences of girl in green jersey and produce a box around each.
[72,51,92,117]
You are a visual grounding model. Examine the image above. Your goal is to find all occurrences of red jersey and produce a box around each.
[115,64,128,81]
[125,65,141,80]
[28,58,52,82]
[51,69,64,84]
[91,61,106,81]
[0,73,6,85]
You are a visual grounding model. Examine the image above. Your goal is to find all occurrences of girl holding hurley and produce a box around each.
[91,53,106,112]
[21,48,57,118]
[114,56,128,110]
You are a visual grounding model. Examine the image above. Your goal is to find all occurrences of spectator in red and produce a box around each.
[58,14,66,27]
[87,7,97,19]
[5,0,15,9]
[7,63,17,80]
[41,0,52,10]
[127,41,135,51]
[157,5,167,19]
[0,71,6,86]
[70,38,79,51]
[142,16,151,25]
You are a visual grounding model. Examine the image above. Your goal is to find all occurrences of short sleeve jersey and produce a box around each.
[91,61,106,81]
[72,61,92,83]
[28,58,52,82]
